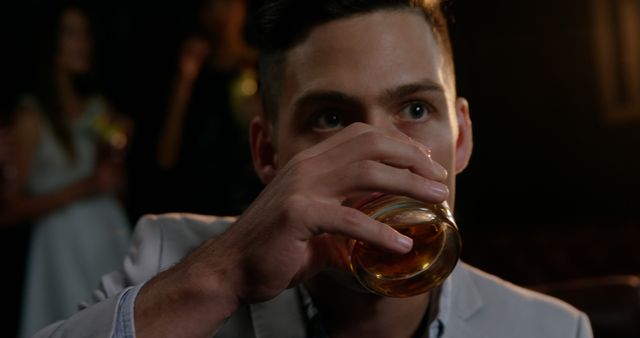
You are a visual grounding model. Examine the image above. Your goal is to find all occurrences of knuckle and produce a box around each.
[410,143,427,160]
[341,207,364,228]
[345,122,370,134]
[282,194,307,224]
[355,160,381,183]
[359,131,384,149]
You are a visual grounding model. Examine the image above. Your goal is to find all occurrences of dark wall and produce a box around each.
[447,0,640,287]
[449,0,639,232]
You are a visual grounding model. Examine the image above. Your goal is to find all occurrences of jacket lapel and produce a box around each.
[250,288,307,338]
[442,262,486,338]
[248,263,486,338]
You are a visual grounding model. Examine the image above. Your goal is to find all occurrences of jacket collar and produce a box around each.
[248,262,485,338]
[249,288,307,338]
[441,262,486,338]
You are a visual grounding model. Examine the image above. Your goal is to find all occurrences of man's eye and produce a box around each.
[398,102,431,122]
[312,112,344,131]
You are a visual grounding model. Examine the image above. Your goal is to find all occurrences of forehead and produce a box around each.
[279,10,450,111]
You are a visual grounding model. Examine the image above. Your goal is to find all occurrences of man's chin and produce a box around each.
[306,269,381,298]
[306,234,386,298]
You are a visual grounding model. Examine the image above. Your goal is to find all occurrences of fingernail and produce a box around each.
[397,234,413,251]
[423,149,448,181]
[430,183,449,198]
[434,164,448,181]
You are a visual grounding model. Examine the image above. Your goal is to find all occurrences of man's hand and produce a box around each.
[134,123,449,338]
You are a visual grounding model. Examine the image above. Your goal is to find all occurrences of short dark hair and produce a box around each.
[246,0,454,123]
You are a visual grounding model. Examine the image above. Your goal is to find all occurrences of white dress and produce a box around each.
[19,96,131,338]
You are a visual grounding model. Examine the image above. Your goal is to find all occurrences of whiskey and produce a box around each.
[349,195,461,297]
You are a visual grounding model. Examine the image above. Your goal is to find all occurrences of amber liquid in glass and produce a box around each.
[349,195,461,297]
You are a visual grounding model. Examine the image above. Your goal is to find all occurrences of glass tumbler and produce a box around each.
[348,194,461,297]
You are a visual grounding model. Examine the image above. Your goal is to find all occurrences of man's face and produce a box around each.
[267,9,471,206]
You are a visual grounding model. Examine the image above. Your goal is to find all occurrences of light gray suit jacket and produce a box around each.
[35,213,593,338]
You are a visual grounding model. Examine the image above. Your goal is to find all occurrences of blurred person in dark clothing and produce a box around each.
[156,0,262,216]
[6,5,132,337]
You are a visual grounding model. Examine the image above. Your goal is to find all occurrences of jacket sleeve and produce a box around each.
[576,312,594,338]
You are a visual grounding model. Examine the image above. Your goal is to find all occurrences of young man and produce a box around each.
[34,1,593,337]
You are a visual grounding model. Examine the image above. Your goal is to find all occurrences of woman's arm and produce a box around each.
[0,106,117,227]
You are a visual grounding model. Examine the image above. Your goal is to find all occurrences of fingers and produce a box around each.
[309,122,418,160]
[298,122,374,159]
[319,130,448,182]
[330,160,449,204]
[296,123,447,184]
[298,200,413,254]
[289,124,448,205]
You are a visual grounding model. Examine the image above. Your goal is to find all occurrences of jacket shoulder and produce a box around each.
[126,213,236,281]
[448,262,592,338]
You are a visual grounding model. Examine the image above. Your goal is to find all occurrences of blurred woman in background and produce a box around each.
[6,5,132,337]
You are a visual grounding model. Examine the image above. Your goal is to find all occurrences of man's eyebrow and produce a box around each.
[292,80,444,112]
[380,79,445,105]
[293,90,366,111]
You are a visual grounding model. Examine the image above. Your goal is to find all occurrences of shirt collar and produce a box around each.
[298,275,453,338]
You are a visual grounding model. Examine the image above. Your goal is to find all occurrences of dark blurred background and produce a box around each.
[451,0,640,283]
[0,0,638,337]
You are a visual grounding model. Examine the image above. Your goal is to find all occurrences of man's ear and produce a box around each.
[454,97,473,174]
[249,115,278,184]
